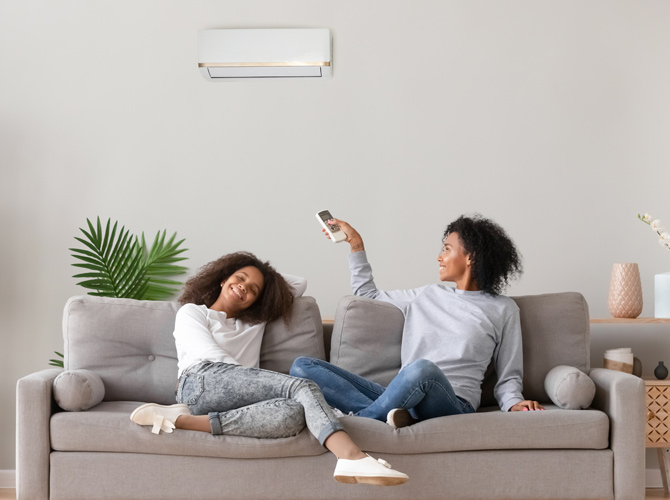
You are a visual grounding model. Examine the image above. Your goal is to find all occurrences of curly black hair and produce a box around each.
[178,251,293,325]
[444,214,523,296]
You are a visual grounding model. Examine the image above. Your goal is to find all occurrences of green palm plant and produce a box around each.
[51,217,189,367]
[70,217,188,299]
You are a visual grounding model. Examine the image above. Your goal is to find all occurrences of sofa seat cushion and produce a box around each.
[51,402,608,459]
[340,405,609,455]
[50,401,327,459]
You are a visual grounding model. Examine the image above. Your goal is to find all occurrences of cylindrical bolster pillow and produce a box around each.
[53,369,105,411]
[544,365,596,410]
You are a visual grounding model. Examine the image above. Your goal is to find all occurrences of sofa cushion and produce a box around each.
[544,365,596,410]
[260,296,326,373]
[509,292,591,404]
[63,297,181,405]
[330,292,591,406]
[50,401,326,459]
[343,405,609,454]
[50,401,608,458]
[329,296,403,386]
[53,369,105,411]
[63,295,325,405]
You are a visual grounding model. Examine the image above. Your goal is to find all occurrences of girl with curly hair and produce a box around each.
[291,215,542,429]
[130,251,408,486]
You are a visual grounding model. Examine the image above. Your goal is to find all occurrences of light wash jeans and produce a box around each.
[289,357,475,422]
[176,361,344,445]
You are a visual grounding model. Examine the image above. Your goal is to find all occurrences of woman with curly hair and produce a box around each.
[130,251,408,486]
[291,215,542,429]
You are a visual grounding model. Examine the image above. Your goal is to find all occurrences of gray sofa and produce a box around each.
[17,292,645,500]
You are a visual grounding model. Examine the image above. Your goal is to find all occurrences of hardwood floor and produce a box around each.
[648,490,670,499]
[0,489,668,499]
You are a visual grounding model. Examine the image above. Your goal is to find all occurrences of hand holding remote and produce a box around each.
[325,218,365,253]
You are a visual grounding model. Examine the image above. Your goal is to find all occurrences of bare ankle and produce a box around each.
[340,450,367,460]
[176,414,211,433]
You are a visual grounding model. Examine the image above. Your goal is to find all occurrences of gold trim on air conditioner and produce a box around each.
[198,62,331,68]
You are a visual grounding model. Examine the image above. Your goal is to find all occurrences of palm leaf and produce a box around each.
[71,217,149,299]
[141,230,189,298]
[49,351,64,368]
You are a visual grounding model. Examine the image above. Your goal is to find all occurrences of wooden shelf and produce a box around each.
[590,317,670,324]
[645,378,670,385]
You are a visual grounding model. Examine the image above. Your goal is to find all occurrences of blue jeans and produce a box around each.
[289,357,474,422]
[176,361,344,444]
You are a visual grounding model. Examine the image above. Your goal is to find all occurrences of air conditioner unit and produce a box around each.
[198,29,332,81]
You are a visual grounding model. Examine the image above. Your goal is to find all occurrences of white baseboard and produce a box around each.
[0,470,15,489]
[647,468,664,489]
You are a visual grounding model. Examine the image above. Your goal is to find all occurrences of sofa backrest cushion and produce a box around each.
[329,296,404,386]
[260,296,326,372]
[329,292,590,407]
[63,295,325,405]
[63,296,180,405]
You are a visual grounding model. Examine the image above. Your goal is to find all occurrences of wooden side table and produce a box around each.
[646,380,670,492]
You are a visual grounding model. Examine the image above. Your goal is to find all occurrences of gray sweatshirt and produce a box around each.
[349,251,524,412]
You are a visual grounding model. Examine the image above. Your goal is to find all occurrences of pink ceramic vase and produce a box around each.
[608,263,643,318]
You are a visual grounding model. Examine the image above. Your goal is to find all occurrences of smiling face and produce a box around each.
[214,266,265,317]
[437,232,475,289]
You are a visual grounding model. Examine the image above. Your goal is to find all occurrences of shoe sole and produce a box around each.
[129,403,189,425]
[387,409,417,429]
[334,475,408,486]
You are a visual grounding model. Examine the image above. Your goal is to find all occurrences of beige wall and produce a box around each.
[2,0,670,476]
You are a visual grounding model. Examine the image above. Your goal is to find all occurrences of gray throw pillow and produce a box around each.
[53,369,105,411]
[544,365,595,410]
[260,296,326,373]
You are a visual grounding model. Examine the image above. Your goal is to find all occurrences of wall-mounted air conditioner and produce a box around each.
[198,29,332,81]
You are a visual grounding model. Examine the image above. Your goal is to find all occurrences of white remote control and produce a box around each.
[316,210,346,243]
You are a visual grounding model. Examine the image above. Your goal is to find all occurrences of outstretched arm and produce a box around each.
[323,218,424,310]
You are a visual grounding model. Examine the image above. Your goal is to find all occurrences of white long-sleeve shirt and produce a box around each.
[174,274,307,378]
[349,251,524,412]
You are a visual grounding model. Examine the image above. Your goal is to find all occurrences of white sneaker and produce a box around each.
[130,403,190,434]
[334,454,409,486]
[386,408,418,429]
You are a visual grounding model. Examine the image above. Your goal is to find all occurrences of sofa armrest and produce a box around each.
[16,368,62,500]
[589,368,645,500]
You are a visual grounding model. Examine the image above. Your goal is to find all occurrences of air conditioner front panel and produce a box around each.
[198,29,332,80]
